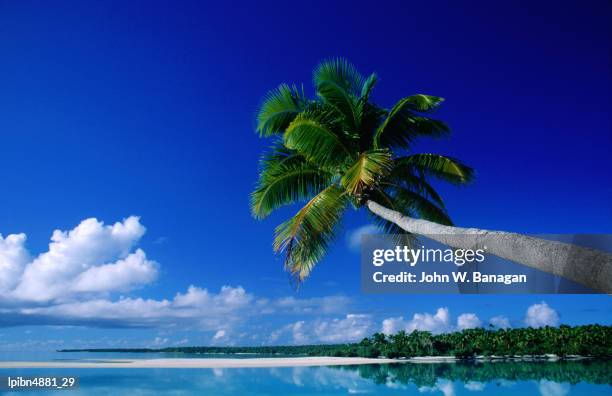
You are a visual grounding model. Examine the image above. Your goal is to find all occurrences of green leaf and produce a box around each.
[354,73,378,129]
[401,94,444,112]
[274,185,347,281]
[387,184,453,225]
[313,58,364,97]
[395,154,475,185]
[317,79,359,131]
[256,84,306,137]
[251,143,332,219]
[360,73,378,101]
[387,175,445,209]
[367,189,419,247]
[373,97,450,150]
[341,149,393,196]
[284,111,354,170]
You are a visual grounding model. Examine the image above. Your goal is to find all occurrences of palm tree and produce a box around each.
[251,58,612,292]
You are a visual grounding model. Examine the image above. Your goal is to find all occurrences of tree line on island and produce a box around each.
[60,324,611,359]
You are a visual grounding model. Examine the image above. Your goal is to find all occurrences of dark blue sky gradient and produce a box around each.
[0,0,610,341]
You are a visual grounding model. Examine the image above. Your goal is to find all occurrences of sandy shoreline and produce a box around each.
[0,355,586,369]
[0,357,404,369]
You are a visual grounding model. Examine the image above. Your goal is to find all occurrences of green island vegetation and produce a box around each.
[60,324,611,359]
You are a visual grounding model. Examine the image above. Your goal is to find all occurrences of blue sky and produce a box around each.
[0,0,610,350]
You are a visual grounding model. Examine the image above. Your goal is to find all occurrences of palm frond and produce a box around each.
[256,83,306,137]
[368,189,419,247]
[360,73,378,101]
[373,97,450,150]
[274,185,347,281]
[284,110,354,170]
[316,79,359,131]
[386,184,453,225]
[314,61,369,131]
[354,73,378,129]
[358,103,387,150]
[313,58,364,97]
[400,94,444,113]
[341,149,393,197]
[395,154,475,185]
[412,116,450,136]
[251,143,332,219]
[385,172,445,209]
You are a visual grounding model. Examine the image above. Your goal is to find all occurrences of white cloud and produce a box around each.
[0,216,365,337]
[151,337,168,347]
[313,314,373,343]
[383,309,486,335]
[0,217,357,332]
[381,317,406,335]
[0,233,30,293]
[3,216,152,303]
[382,308,452,335]
[489,315,511,329]
[72,249,157,293]
[290,321,308,344]
[271,314,374,344]
[272,295,350,315]
[409,308,452,333]
[212,330,227,341]
[525,302,559,328]
[457,313,482,330]
[17,284,253,329]
[346,225,379,252]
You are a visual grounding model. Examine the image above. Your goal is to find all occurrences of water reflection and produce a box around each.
[333,360,612,387]
[2,360,609,395]
[538,380,570,396]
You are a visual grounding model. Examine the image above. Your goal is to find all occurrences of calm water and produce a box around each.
[0,359,610,395]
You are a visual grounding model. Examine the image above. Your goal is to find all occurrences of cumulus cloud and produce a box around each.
[271,314,374,344]
[313,314,373,343]
[381,316,405,335]
[72,249,157,293]
[489,315,511,329]
[0,217,354,334]
[2,216,154,303]
[525,302,559,328]
[212,330,227,341]
[382,308,453,335]
[0,233,30,293]
[383,309,485,334]
[346,225,379,252]
[16,284,254,329]
[271,295,351,315]
[457,313,482,330]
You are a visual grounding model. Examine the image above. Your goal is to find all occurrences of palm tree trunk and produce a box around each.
[366,200,612,294]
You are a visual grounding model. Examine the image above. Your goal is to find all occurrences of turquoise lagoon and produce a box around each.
[1,359,610,395]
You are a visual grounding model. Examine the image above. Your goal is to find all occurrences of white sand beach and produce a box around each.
[0,357,405,369]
